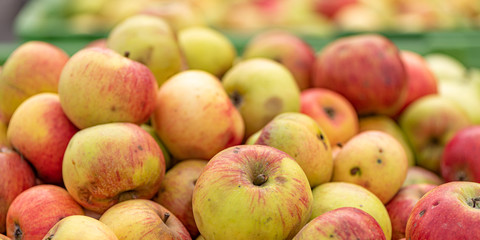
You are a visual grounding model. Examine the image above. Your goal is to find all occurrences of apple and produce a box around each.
[58,47,158,129]
[7,93,78,184]
[6,185,84,240]
[42,215,118,240]
[311,182,392,239]
[399,95,471,173]
[192,145,313,240]
[386,184,437,240]
[254,112,333,187]
[312,0,358,19]
[242,30,316,90]
[311,34,407,116]
[441,126,480,182]
[406,181,480,239]
[222,58,301,137]
[244,130,261,145]
[403,166,444,187]
[0,148,36,234]
[62,122,165,214]
[0,41,69,123]
[107,14,183,86]
[358,115,415,166]
[99,199,191,240]
[300,88,359,147]
[293,207,386,240]
[139,1,206,32]
[439,81,480,124]
[151,70,244,160]
[154,159,209,237]
[178,27,237,78]
[424,53,466,83]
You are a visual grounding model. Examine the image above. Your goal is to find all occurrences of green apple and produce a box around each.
[42,215,118,240]
[424,53,466,83]
[192,145,313,240]
[222,58,301,137]
[107,14,183,86]
[255,112,333,187]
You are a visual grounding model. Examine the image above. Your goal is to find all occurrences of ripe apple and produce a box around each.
[441,126,480,182]
[58,47,158,129]
[311,182,392,239]
[192,145,313,240]
[6,185,84,240]
[332,131,409,203]
[99,199,191,240]
[300,88,359,147]
[7,93,78,184]
[0,148,36,234]
[255,112,333,187]
[386,184,437,240]
[107,14,183,86]
[399,95,471,173]
[42,215,118,240]
[293,207,386,240]
[311,34,407,116]
[403,166,444,187]
[178,27,237,78]
[358,115,415,166]
[222,58,301,137]
[406,181,480,239]
[242,30,316,90]
[154,159,208,237]
[151,70,244,160]
[62,122,165,214]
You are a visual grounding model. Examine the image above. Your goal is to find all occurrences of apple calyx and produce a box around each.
[118,190,137,202]
[253,173,268,186]
[161,212,170,223]
[350,167,361,176]
[229,91,243,108]
[469,197,480,209]
[14,223,22,240]
[323,106,336,119]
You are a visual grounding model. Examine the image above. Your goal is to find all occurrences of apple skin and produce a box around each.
[62,122,165,214]
[255,112,333,187]
[84,38,108,49]
[0,148,36,234]
[358,115,415,166]
[42,215,118,240]
[154,159,209,237]
[441,126,480,182]
[403,166,444,187]
[332,131,409,204]
[311,34,407,116]
[311,182,392,240]
[0,234,10,240]
[222,58,301,138]
[151,70,244,160]
[6,185,84,240]
[7,93,78,184]
[99,199,191,240]
[300,88,359,147]
[312,0,358,19]
[192,145,313,240]
[399,95,471,173]
[140,124,173,170]
[0,121,8,148]
[293,207,386,240]
[406,181,480,239]
[242,30,316,90]
[385,184,437,240]
[58,47,158,129]
[107,14,183,86]
[0,41,69,123]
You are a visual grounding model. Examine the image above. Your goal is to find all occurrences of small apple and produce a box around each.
[151,70,244,160]
[42,215,118,240]
[403,166,444,187]
[406,181,480,239]
[62,122,165,214]
[192,145,313,240]
[6,185,84,240]
[293,207,386,240]
[99,199,191,240]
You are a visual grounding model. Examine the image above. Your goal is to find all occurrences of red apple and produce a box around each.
[441,126,480,182]
[0,148,36,234]
[313,0,358,19]
[311,34,407,116]
[386,184,437,240]
[6,185,84,240]
[406,181,480,239]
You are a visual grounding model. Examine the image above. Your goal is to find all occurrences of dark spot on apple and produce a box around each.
[265,217,273,223]
[379,148,383,153]
[275,176,287,184]
[377,158,382,164]
[330,234,334,238]
[419,209,426,216]
[456,171,468,181]
[193,179,197,186]
[350,167,361,176]
[138,145,143,151]
[208,198,211,202]
[264,97,283,112]
[110,106,116,112]
[433,201,439,207]
[359,204,363,208]
[230,91,243,108]
[272,57,282,63]
[336,142,343,148]
[14,222,22,239]
[124,51,130,58]
[317,133,328,150]
[238,185,241,188]
[429,136,440,146]
[363,181,370,188]
[324,106,336,119]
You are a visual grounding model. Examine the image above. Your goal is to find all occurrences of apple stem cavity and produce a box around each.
[14,223,22,240]
[253,173,268,186]
[230,91,243,108]
[162,212,170,223]
[323,107,336,119]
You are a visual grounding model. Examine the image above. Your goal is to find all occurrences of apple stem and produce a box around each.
[253,173,268,186]
[230,91,243,108]
[14,223,22,240]
[162,212,170,223]
[472,197,480,208]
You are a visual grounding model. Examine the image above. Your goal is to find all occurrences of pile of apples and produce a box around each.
[1,12,480,240]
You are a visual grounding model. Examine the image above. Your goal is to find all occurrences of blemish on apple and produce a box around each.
[350,167,361,176]
[419,209,425,216]
[264,97,283,112]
